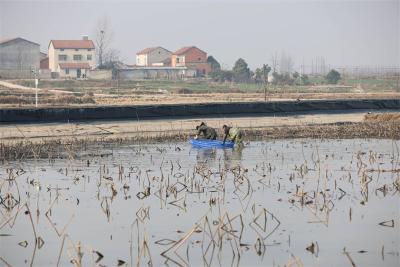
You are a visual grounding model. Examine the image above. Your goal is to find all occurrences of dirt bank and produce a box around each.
[1,112,399,160]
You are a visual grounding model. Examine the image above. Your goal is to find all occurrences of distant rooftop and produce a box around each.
[137,47,158,55]
[50,40,95,49]
[0,37,39,46]
[173,46,206,55]
[136,46,171,55]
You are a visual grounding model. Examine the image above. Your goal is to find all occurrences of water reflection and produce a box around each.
[195,148,216,169]
[194,145,244,170]
[223,145,244,169]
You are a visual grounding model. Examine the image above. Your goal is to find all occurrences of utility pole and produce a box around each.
[32,67,39,108]
[262,64,271,102]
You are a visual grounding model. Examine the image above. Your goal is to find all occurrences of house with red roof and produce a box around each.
[171,46,211,76]
[48,36,95,78]
[136,46,172,67]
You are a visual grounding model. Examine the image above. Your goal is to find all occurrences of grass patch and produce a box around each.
[364,113,400,122]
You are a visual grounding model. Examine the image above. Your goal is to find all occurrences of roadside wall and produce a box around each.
[0,99,399,123]
[39,69,51,79]
[119,68,197,80]
[0,69,51,79]
[0,69,33,79]
[88,69,112,80]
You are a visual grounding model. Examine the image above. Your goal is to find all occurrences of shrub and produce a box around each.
[81,94,96,104]
[300,74,311,85]
[0,95,29,104]
[325,69,341,84]
[209,70,233,82]
[176,88,193,94]
[271,72,294,86]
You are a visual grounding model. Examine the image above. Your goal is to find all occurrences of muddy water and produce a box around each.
[0,139,399,267]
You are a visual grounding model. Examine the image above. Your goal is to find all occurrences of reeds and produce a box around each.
[0,137,398,266]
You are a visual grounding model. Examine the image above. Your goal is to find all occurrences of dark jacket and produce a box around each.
[197,125,217,140]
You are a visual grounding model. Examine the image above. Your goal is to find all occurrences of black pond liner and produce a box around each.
[0,99,399,124]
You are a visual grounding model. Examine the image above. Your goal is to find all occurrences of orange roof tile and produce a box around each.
[51,40,95,49]
[173,46,195,55]
[173,46,207,56]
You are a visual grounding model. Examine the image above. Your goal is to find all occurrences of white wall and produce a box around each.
[49,43,95,72]
[59,68,88,78]
[136,54,147,66]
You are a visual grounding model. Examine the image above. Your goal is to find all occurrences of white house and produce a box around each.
[136,47,172,67]
[48,36,95,78]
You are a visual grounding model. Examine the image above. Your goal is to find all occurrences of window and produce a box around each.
[198,57,201,61]
[73,55,82,61]
[87,55,92,60]
[65,68,69,74]
[58,55,67,61]
[87,49,92,51]
[75,49,79,51]
[176,58,180,63]
[60,49,64,51]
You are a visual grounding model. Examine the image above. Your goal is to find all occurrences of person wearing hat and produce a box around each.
[195,122,217,140]
[222,125,243,144]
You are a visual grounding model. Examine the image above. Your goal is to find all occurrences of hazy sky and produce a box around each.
[0,0,399,69]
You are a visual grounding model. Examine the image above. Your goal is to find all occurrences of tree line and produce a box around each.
[209,58,341,85]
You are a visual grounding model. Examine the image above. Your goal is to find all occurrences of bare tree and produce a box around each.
[94,16,114,68]
[103,48,120,67]
[271,51,279,73]
[279,51,294,74]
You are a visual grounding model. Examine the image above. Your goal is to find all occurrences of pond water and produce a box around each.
[0,139,399,267]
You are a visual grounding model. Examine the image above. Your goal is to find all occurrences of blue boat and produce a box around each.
[190,139,234,148]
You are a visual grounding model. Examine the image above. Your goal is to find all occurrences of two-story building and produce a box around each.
[171,46,211,76]
[48,36,95,78]
[0,37,40,70]
[136,47,172,67]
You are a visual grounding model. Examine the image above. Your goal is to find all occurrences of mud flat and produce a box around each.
[0,139,399,266]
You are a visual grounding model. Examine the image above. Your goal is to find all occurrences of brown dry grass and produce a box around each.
[1,121,399,161]
[1,87,400,108]
[0,95,29,104]
[364,113,400,122]
[42,94,95,104]
[0,94,95,105]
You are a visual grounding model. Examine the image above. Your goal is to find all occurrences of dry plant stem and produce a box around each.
[0,203,26,229]
[56,234,67,267]
[0,257,12,267]
[343,249,357,267]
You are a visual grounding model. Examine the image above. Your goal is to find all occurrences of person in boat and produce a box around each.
[195,122,217,140]
[222,125,243,144]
